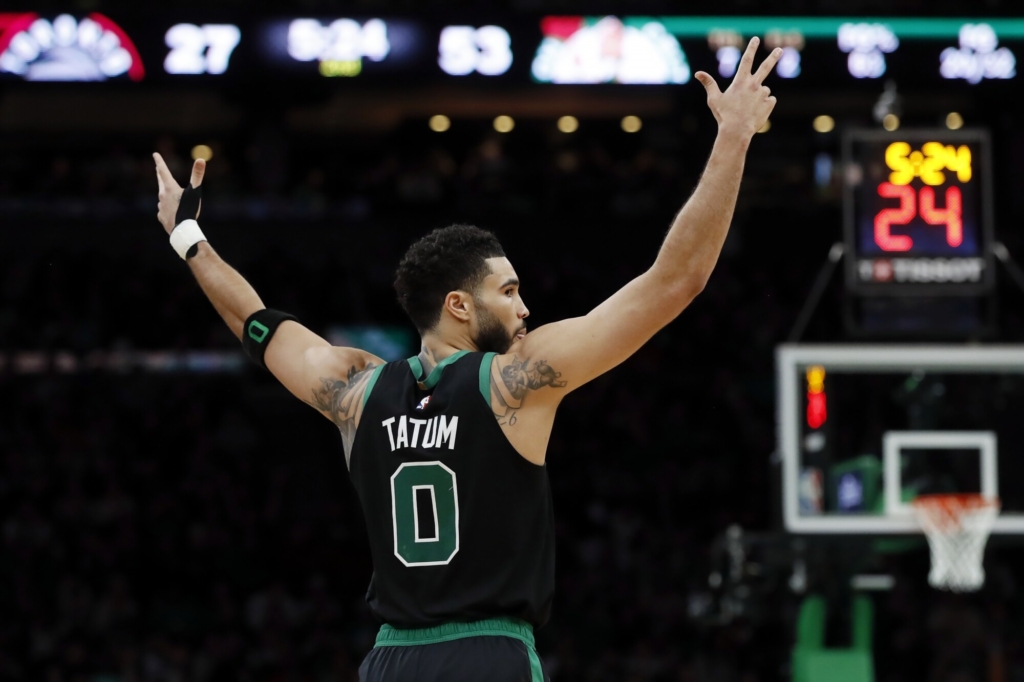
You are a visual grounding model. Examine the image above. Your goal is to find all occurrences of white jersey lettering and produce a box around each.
[381,414,459,452]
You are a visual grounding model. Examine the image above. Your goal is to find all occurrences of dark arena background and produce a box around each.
[6,0,1024,680]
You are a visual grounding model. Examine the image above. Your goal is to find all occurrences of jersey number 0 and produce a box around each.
[390,462,460,567]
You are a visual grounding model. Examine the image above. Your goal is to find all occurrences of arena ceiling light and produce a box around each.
[813,115,835,133]
[429,115,450,132]
[758,119,771,133]
[191,144,213,161]
[620,115,642,133]
[882,113,900,131]
[946,112,964,130]
[557,115,578,133]
[493,115,514,133]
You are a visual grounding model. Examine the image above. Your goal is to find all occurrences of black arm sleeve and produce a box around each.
[242,308,299,370]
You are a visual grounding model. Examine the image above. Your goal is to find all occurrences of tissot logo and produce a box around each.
[0,13,145,81]
[858,257,985,283]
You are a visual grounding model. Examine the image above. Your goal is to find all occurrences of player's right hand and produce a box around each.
[154,153,205,236]
[694,37,781,140]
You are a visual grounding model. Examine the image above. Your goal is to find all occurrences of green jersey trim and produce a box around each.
[407,355,424,380]
[479,352,497,404]
[374,616,536,649]
[406,350,470,390]
[361,364,385,411]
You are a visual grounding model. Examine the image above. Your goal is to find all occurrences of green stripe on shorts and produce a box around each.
[527,644,544,681]
[374,617,543,680]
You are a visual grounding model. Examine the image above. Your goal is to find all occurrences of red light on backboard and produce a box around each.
[805,366,826,429]
[807,392,827,429]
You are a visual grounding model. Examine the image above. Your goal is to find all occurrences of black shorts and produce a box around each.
[358,617,545,682]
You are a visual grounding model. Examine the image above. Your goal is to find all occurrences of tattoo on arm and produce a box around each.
[305,363,378,446]
[491,356,566,426]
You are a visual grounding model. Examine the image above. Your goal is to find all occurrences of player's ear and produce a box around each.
[444,291,472,323]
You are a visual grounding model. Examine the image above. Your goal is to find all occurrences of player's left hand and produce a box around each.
[154,153,205,236]
[694,37,782,140]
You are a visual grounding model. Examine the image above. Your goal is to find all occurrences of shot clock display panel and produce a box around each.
[843,129,995,295]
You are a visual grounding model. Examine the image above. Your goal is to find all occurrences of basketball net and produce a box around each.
[912,494,1000,592]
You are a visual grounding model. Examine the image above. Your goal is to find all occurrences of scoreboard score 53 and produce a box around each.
[843,129,994,295]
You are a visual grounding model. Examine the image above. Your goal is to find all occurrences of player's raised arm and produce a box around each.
[507,38,781,395]
[153,153,382,442]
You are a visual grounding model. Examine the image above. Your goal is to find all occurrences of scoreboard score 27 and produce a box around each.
[843,129,995,295]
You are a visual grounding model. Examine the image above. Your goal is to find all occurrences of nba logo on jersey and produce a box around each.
[416,395,432,411]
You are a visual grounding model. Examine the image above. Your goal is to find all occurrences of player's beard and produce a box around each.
[473,303,521,354]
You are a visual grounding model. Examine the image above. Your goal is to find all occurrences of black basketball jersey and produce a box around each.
[348,350,555,629]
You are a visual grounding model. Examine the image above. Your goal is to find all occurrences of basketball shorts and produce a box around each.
[358,616,546,682]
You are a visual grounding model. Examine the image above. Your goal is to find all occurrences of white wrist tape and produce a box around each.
[169,219,207,260]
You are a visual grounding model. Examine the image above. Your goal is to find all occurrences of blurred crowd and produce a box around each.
[0,116,836,226]
[4,116,1024,682]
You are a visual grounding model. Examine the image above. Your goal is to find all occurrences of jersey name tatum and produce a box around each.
[381,415,459,451]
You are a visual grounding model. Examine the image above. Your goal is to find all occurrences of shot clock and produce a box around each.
[843,129,995,295]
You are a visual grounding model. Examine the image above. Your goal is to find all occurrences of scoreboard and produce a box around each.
[843,129,994,295]
[0,13,1021,86]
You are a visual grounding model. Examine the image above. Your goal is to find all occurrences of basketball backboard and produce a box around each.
[777,344,1024,534]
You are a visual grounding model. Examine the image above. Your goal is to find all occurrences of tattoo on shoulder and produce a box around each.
[491,355,566,426]
[305,362,378,441]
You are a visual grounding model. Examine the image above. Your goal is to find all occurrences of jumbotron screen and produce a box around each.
[0,13,1020,86]
[844,129,994,294]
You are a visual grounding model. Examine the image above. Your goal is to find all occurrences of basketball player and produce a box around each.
[153,38,780,682]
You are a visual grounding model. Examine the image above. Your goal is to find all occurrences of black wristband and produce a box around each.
[175,183,202,226]
[242,308,299,370]
[185,243,200,259]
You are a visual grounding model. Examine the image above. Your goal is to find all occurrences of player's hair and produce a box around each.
[394,224,506,333]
